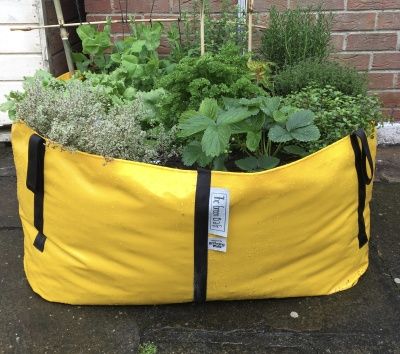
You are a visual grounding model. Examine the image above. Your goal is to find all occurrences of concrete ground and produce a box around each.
[0,143,399,354]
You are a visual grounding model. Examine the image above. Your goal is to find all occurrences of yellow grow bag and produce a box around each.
[12,122,376,305]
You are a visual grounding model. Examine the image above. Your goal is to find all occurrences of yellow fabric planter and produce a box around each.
[12,122,376,305]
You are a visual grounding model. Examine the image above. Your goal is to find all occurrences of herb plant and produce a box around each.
[285,85,384,151]
[273,59,367,96]
[11,72,180,164]
[259,6,333,69]
[157,44,266,127]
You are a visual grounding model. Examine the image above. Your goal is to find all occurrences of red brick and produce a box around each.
[290,0,344,10]
[395,74,400,89]
[373,53,400,70]
[330,34,344,52]
[377,12,400,30]
[172,0,238,13]
[376,91,400,108]
[347,33,398,51]
[368,73,395,89]
[348,0,400,10]
[253,0,288,11]
[332,13,375,31]
[114,0,170,13]
[382,108,400,121]
[85,0,112,13]
[331,53,370,70]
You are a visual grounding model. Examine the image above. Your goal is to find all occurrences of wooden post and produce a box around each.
[200,0,205,56]
[52,0,75,75]
[247,0,254,53]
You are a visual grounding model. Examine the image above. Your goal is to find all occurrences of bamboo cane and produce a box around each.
[52,0,75,75]
[10,18,182,32]
[200,1,205,56]
[247,0,254,53]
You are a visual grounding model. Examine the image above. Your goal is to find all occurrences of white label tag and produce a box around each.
[208,187,230,237]
[208,238,227,252]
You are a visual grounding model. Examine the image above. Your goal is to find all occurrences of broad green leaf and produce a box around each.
[201,124,231,157]
[178,115,214,137]
[121,54,139,74]
[199,98,219,120]
[93,55,106,69]
[268,125,292,143]
[110,53,121,64]
[129,39,146,53]
[260,97,281,116]
[131,64,144,78]
[246,131,262,152]
[182,141,206,166]
[72,52,89,71]
[283,145,308,157]
[213,155,227,171]
[197,153,214,167]
[258,155,280,169]
[76,25,96,40]
[272,110,288,123]
[222,97,240,109]
[235,156,258,171]
[286,110,314,132]
[217,107,253,125]
[179,110,197,123]
[291,125,321,142]
[71,52,87,63]
[249,114,266,130]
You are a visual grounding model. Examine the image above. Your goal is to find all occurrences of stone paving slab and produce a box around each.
[0,144,399,354]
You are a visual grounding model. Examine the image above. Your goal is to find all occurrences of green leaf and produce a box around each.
[268,125,292,142]
[201,124,231,157]
[123,87,136,100]
[199,98,219,120]
[272,110,288,123]
[76,25,96,40]
[222,97,240,109]
[235,156,259,171]
[93,55,106,69]
[246,131,262,152]
[110,53,121,64]
[286,110,314,132]
[121,54,139,74]
[72,52,90,71]
[0,100,13,112]
[213,155,227,171]
[129,39,146,53]
[283,145,309,157]
[179,110,197,123]
[258,155,280,169]
[290,125,320,142]
[178,115,215,137]
[260,97,281,116]
[182,141,204,166]
[217,107,253,125]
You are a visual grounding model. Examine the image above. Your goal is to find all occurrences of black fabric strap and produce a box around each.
[26,134,47,252]
[193,168,211,304]
[350,129,374,249]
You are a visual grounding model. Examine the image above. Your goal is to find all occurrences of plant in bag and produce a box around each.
[259,6,333,69]
[179,96,320,171]
[284,85,384,152]
[157,44,265,127]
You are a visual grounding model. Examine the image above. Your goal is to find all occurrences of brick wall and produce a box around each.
[85,0,400,120]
